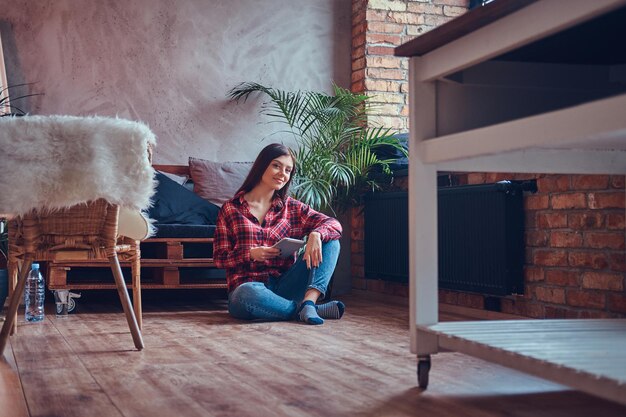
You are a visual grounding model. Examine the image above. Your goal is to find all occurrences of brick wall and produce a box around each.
[351,0,467,131]
[456,173,626,318]
[350,0,626,318]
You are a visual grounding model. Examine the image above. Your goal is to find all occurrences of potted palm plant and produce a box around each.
[228,82,407,212]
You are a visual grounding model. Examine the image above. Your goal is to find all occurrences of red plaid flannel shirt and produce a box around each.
[213,191,342,292]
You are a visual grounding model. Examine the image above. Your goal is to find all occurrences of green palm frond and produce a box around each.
[228,81,407,211]
[229,83,325,135]
[291,176,335,210]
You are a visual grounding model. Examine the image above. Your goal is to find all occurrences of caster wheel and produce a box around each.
[67,296,76,313]
[417,356,431,389]
[53,290,79,314]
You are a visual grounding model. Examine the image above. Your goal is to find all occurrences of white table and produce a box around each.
[396,0,626,404]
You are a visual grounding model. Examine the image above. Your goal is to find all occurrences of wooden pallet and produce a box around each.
[47,236,227,291]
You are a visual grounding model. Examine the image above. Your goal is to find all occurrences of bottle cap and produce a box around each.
[31,263,40,269]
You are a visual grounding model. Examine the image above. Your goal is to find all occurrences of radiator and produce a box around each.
[364,182,525,296]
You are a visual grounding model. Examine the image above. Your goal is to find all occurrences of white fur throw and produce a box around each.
[0,115,157,216]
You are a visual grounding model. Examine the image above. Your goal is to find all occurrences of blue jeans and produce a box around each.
[228,240,340,321]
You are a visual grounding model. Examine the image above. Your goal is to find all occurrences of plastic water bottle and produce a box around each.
[24,263,45,322]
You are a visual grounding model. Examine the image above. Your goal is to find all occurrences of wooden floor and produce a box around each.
[2,290,626,417]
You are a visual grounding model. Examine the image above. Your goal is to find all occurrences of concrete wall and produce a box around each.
[0,0,352,163]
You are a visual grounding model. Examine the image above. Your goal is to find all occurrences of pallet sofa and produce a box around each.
[46,159,251,296]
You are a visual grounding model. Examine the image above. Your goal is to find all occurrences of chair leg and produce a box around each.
[108,255,144,350]
[0,257,33,356]
[8,259,20,335]
[131,250,142,329]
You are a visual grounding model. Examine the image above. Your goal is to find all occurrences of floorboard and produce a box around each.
[0,323,29,417]
[3,290,626,417]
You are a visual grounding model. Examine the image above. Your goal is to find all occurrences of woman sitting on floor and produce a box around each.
[213,143,345,325]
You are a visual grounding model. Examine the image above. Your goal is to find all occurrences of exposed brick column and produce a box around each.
[352,0,468,131]
[351,0,367,95]
[351,0,369,291]
[350,0,469,294]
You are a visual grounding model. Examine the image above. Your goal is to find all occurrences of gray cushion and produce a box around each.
[188,157,252,206]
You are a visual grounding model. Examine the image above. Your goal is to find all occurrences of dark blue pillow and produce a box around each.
[148,172,220,225]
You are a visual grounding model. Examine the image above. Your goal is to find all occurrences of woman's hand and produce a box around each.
[250,246,280,262]
[303,232,322,269]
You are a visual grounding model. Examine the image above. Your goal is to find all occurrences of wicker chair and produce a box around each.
[0,199,144,353]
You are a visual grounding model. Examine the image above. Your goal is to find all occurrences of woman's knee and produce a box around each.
[228,282,265,319]
[322,239,340,254]
[231,282,265,301]
[321,239,340,263]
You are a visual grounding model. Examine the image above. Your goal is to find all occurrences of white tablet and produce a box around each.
[272,238,305,258]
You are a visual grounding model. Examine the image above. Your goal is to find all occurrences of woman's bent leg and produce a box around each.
[228,282,297,321]
[274,240,341,302]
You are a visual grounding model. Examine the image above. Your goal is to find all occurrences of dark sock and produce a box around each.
[298,300,323,325]
[316,301,345,319]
